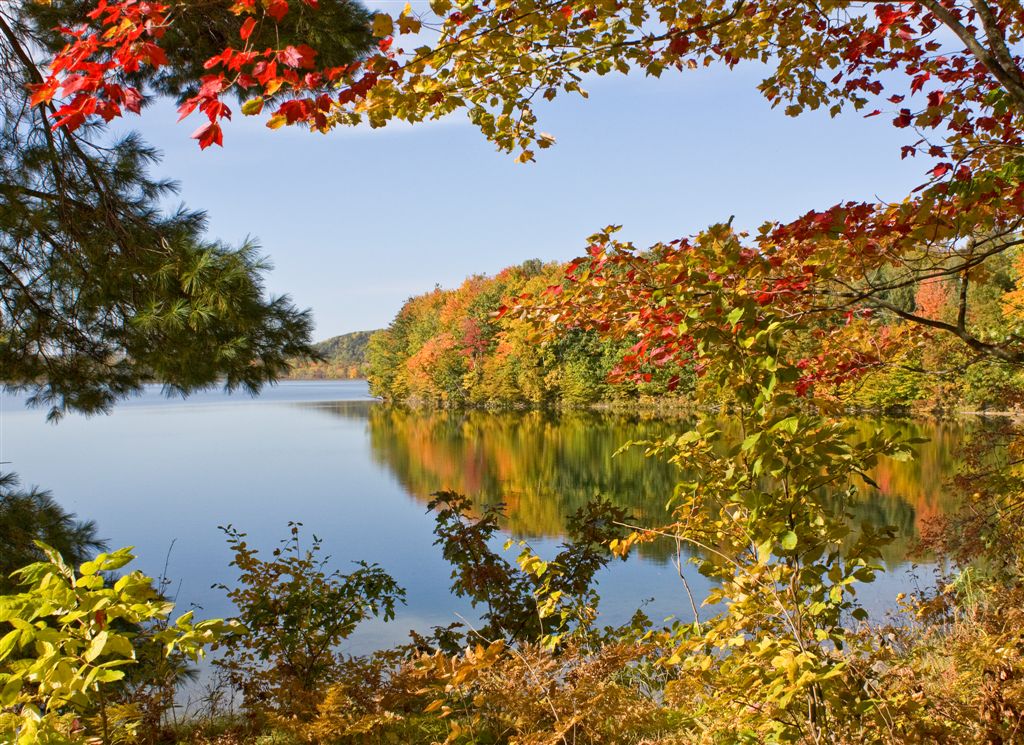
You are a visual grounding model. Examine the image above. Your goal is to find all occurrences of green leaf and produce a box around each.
[79,560,99,576]
[886,449,914,462]
[94,669,126,683]
[780,531,798,551]
[0,675,21,706]
[770,416,799,434]
[241,97,264,116]
[103,634,134,658]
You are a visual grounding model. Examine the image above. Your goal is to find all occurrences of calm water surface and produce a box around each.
[0,381,962,653]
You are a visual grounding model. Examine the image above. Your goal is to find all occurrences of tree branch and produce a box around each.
[870,296,1024,364]
[917,0,1024,113]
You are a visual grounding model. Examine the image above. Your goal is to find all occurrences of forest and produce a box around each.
[367,254,1024,412]
[4,0,1024,742]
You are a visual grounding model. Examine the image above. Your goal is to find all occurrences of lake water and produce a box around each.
[0,380,963,654]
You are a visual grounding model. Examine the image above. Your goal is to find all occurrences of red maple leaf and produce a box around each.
[191,121,223,149]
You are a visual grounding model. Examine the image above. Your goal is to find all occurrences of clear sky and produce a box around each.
[122,62,929,340]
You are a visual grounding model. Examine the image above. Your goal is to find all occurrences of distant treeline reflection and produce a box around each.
[303,402,967,566]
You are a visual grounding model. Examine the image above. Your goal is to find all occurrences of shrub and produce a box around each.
[214,523,405,725]
[0,545,230,744]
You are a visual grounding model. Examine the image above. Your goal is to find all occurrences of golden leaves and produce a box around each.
[372,12,394,37]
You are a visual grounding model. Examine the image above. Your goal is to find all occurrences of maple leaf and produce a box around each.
[278,46,303,67]
[371,13,394,37]
[241,97,264,115]
[60,74,95,96]
[28,80,59,107]
[277,98,311,123]
[892,109,912,128]
[51,109,88,130]
[278,44,317,69]
[122,87,143,113]
[668,35,689,55]
[191,121,223,149]
[137,42,167,67]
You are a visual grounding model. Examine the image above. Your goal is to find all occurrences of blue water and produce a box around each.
[0,380,925,655]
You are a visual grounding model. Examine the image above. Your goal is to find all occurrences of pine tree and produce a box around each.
[0,473,104,593]
[0,0,369,419]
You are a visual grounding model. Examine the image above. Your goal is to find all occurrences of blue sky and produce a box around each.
[125,62,929,340]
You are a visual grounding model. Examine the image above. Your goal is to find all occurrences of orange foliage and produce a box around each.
[914,278,952,321]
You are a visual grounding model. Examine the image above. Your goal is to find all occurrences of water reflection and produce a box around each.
[301,403,968,568]
[0,383,978,651]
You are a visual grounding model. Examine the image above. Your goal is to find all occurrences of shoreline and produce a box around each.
[372,393,1024,421]
[277,378,1024,421]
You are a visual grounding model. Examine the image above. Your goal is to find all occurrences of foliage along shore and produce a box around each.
[365,257,1024,416]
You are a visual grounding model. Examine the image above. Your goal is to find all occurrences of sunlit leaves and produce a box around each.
[500,220,922,739]
[0,546,231,743]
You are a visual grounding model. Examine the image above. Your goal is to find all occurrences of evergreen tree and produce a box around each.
[0,0,370,419]
[0,0,372,572]
[0,473,104,593]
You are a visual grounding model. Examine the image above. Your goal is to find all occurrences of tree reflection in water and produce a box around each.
[301,402,970,567]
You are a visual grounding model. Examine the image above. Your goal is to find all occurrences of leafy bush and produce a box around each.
[0,545,230,744]
[214,523,405,724]
[425,492,629,650]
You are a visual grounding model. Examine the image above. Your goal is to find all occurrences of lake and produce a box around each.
[0,380,964,654]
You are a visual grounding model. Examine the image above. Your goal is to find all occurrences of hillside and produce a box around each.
[287,330,379,380]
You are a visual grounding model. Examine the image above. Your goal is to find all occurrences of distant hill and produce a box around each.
[287,330,380,380]
[315,330,376,364]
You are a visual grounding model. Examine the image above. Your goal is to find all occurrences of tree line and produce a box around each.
[366,250,1024,412]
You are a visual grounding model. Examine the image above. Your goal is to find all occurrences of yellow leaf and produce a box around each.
[266,115,287,130]
[372,13,394,37]
[84,630,108,663]
[399,14,422,34]
[241,97,264,116]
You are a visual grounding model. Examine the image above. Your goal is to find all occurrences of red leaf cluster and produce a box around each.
[30,0,394,147]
